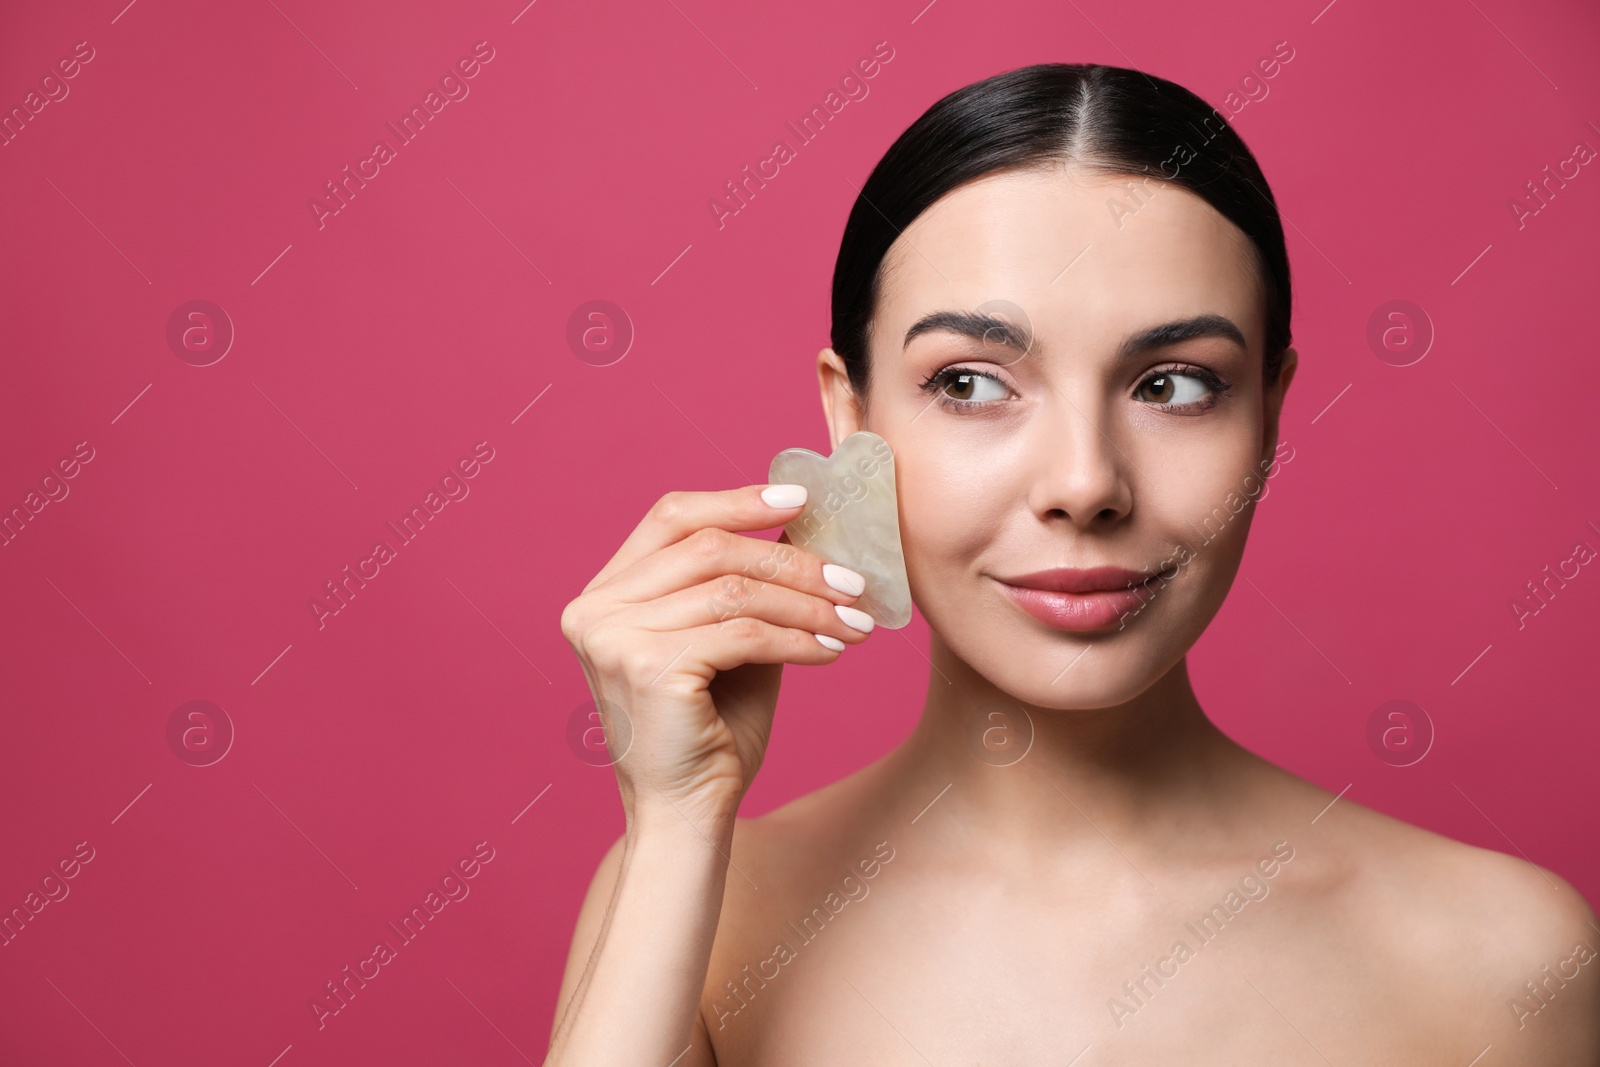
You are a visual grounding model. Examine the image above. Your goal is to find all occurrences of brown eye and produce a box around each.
[1137,371,1211,407]
[920,367,1012,408]
[934,370,1008,403]
[945,373,977,400]
[1141,374,1175,404]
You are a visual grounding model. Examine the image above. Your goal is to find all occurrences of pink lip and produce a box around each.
[993,566,1165,633]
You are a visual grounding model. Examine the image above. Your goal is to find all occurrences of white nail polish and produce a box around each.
[815,633,845,652]
[761,484,808,508]
[823,563,866,596]
[835,604,875,633]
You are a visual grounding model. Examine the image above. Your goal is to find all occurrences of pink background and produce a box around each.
[2,0,1598,1062]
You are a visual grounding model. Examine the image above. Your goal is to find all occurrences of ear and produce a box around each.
[1261,346,1298,466]
[817,347,864,452]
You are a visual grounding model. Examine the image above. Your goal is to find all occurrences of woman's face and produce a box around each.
[820,164,1296,709]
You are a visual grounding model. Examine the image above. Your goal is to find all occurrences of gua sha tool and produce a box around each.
[767,430,913,629]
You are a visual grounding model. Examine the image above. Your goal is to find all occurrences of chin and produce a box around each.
[998,631,1182,711]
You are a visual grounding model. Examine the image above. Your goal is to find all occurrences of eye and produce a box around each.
[920,367,1012,409]
[1135,366,1229,412]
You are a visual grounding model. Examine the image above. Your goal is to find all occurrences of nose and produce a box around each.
[1025,389,1134,528]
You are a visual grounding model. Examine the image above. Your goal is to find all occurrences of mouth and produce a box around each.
[991,565,1169,633]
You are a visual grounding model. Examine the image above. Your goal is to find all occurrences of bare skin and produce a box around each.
[548,166,1600,1066]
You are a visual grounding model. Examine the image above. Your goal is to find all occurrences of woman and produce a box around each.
[546,63,1598,1064]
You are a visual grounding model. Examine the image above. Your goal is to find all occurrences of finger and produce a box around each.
[656,616,849,683]
[591,526,866,609]
[611,575,875,644]
[584,485,810,594]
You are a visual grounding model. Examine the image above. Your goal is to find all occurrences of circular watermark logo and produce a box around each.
[566,300,634,367]
[1365,300,1433,367]
[166,699,235,767]
[166,300,235,367]
[566,697,633,767]
[1365,699,1434,767]
[973,297,1035,368]
[964,702,1034,767]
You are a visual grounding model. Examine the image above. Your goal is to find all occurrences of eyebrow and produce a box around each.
[902,310,1247,360]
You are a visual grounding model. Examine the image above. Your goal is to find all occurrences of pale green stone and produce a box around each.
[768,430,912,629]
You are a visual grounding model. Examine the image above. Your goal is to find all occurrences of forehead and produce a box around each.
[876,165,1265,358]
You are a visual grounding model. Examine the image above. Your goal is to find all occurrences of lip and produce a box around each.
[992,566,1166,633]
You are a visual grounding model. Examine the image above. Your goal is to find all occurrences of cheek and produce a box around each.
[1118,423,1259,620]
[894,440,1009,576]
[1141,423,1261,527]
[1146,437,1262,603]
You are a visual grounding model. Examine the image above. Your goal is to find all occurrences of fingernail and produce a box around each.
[822,563,866,596]
[835,605,875,633]
[761,484,807,509]
[815,633,846,652]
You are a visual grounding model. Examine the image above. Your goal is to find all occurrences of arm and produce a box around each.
[545,485,874,1064]
[546,809,730,1067]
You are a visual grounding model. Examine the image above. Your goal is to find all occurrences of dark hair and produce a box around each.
[830,62,1292,401]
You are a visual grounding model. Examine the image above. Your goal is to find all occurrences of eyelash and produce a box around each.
[918,364,1232,415]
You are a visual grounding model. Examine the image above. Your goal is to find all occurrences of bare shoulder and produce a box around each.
[726,752,900,872]
[1253,761,1600,1060]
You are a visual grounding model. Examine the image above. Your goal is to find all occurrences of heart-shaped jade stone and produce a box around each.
[768,430,912,629]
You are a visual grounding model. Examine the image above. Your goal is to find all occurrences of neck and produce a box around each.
[887,630,1250,855]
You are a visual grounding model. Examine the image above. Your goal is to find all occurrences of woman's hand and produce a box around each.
[546,483,874,1066]
[559,484,875,828]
